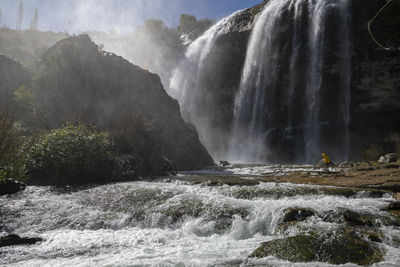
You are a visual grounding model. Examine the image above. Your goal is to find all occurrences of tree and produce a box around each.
[142,19,165,33]
[16,2,23,30]
[177,14,214,40]
[30,8,38,30]
[177,14,197,35]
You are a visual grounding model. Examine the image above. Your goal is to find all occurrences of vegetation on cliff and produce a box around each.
[0,33,214,186]
[26,124,114,185]
[0,109,28,183]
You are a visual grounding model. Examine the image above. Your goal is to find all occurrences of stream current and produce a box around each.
[1,166,400,266]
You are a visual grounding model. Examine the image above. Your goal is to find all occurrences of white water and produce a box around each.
[1,168,400,266]
[229,0,291,163]
[169,10,245,161]
[229,0,352,163]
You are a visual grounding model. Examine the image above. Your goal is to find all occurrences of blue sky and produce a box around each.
[0,0,262,34]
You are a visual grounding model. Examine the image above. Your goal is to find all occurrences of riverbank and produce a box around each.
[175,162,400,193]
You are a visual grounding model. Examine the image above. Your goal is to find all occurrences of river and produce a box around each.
[1,165,400,266]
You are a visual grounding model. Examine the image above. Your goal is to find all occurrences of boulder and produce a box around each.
[249,231,382,265]
[0,234,43,247]
[385,201,400,210]
[282,208,315,223]
[0,55,32,113]
[219,160,231,167]
[378,153,397,163]
[0,179,26,195]
[343,210,374,227]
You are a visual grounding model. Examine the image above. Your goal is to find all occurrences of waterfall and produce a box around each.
[229,0,352,164]
[169,11,245,160]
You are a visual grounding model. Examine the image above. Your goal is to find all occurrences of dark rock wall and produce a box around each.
[350,0,400,160]
[0,55,31,112]
[196,0,399,162]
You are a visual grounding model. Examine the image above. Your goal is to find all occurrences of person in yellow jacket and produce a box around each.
[322,153,333,167]
[322,153,331,164]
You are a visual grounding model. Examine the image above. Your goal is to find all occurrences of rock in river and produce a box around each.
[0,234,43,247]
[281,207,315,223]
[249,230,382,265]
[0,179,26,196]
[343,210,374,227]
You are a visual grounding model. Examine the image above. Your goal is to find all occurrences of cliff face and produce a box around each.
[0,29,68,67]
[0,55,31,112]
[187,2,269,157]
[33,35,214,170]
[350,0,400,159]
[194,0,399,162]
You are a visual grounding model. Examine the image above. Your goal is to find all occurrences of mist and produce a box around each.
[0,0,261,34]
[0,0,261,93]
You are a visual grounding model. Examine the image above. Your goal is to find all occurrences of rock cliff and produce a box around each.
[350,0,400,159]
[188,0,400,162]
[33,35,214,171]
[0,55,31,112]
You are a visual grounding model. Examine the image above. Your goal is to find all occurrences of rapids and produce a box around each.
[1,166,400,266]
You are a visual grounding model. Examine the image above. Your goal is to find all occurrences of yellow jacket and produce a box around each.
[322,153,331,164]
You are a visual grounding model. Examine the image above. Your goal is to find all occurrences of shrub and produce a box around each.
[362,144,383,162]
[0,109,28,182]
[26,123,114,185]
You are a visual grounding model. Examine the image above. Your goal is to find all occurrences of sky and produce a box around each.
[0,0,262,34]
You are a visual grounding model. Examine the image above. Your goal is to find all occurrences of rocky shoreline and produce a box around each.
[175,162,400,193]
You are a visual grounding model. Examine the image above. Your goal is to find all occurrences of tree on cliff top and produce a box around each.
[16,2,23,31]
[30,9,38,30]
[177,14,214,40]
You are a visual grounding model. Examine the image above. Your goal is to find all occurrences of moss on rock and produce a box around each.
[249,231,383,265]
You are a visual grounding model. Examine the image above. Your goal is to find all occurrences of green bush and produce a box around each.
[0,109,28,182]
[26,123,114,185]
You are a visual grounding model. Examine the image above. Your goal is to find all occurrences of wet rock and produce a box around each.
[160,198,205,224]
[365,231,383,243]
[378,153,397,164]
[282,208,315,223]
[249,231,382,265]
[395,193,400,201]
[385,201,400,210]
[338,161,353,168]
[0,179,26,196]
[177,175,260,186]
[0,234,43,247]
[343,210,374,227]
[382,162,400,169]
[219,161,231,167]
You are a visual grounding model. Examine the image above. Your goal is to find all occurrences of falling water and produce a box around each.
[169,11,245,160]
[230,0,352,163]
[339,0,352,164]
[229,0,290,163]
